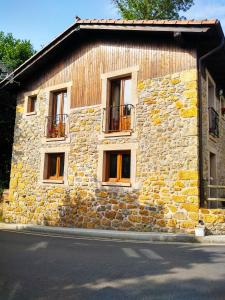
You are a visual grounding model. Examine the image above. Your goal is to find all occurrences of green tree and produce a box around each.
[0,31,35,71]
[112,0,194,20]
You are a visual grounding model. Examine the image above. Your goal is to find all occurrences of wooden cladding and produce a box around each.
[23,38,196,109]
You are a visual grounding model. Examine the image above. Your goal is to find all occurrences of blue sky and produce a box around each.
[0,0,225,50]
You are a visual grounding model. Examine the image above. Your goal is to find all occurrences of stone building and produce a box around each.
[1,19,225,234]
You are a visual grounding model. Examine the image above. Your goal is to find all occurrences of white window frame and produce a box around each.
[23,89,39,117]
[39,146,69,185]
[97,143,137,188]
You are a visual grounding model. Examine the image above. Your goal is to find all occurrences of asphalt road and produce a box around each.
[0,230,225,300]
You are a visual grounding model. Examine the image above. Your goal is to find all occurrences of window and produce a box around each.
[27,95,37,113]
[104,151,131,183]
[46,90,68,138]
[107,77,133,132]
[207,74,219,137]
[45,153,65,180]
[101,66,138,136]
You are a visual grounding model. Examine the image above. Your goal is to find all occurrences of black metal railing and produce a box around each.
[209,107,219,137]
[103,104,134,132]
[45,114,68,138]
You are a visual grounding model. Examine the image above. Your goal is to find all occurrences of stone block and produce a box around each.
[180,107,197,118]
[172,195,187,203]
[180,221,196,229]
[128,215,142,223]
[167,219,177,227]
[178,170,198,180]
[181,203,198,212]
[105,210,116,220]
[182,187,198,196]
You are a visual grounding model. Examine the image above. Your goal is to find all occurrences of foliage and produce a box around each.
[0,31,35,71]
[112,0,194,20]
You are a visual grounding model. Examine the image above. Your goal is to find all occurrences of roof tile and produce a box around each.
[76,18,218,26]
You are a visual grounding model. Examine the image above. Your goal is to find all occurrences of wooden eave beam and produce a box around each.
[79,24,211,33]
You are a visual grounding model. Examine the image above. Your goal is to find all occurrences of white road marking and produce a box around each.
[122,248,140,258]
[140,248,163,260]
[27,241,48,251]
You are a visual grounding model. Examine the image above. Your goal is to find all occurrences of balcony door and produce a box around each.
[109,76,132,132]
[47,90,67,138]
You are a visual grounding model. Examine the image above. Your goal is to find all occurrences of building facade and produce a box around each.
[1,19,225,234]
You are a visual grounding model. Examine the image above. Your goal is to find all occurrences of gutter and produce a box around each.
[198,26,225,208]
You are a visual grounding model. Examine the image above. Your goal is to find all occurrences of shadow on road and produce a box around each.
[0,231,225,300]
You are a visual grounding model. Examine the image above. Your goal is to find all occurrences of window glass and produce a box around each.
[49,154,57,178]
[27,95,37,113]
[63,92,68,114]
[109,152,117,178]
[122,152,131,178]
[59,154,65,177]
[123,78,132,105]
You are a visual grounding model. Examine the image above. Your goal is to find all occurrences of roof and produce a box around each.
[0,18,223,89]
[76,19,218,25]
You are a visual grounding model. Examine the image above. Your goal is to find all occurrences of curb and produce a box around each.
[0,223,195,243]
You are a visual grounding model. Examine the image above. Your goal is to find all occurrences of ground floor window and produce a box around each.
[45,153,65,180]
[104,150,131,183]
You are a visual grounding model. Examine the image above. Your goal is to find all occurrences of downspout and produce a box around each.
[198,28,225,208]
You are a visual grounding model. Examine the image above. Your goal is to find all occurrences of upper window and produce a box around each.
[104,150,131,183]
[46,90,68,138]
[44,153,65,181]
[27,95,37,113]
[207,75,219,137]
[107,76,133,133]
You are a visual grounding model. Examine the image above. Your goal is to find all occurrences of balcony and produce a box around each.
[45,114,68,139]
[209,107,219,137]
[103,104,134,133]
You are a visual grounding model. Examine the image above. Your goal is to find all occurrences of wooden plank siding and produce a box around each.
[23,38,196,108]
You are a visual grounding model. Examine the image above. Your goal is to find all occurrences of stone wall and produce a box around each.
[3,68,200,233]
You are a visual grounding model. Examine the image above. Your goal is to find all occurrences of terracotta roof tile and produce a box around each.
[76,18,218,26]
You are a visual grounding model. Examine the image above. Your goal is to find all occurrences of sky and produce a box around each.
[0,0,225,51]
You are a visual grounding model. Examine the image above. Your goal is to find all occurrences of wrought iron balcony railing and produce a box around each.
[45,114,68,138]
[209,107,219,137]
[103,104,134,133]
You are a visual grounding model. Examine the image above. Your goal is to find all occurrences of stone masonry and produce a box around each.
[3,68,201,233]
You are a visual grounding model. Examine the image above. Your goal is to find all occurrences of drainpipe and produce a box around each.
[198,28,225,208]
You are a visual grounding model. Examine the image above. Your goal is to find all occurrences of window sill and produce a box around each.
[101,181,131,187]
[103,131,132,138]
[42,179,64,184]
[46,137,66,142]
[25,112,37,116]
